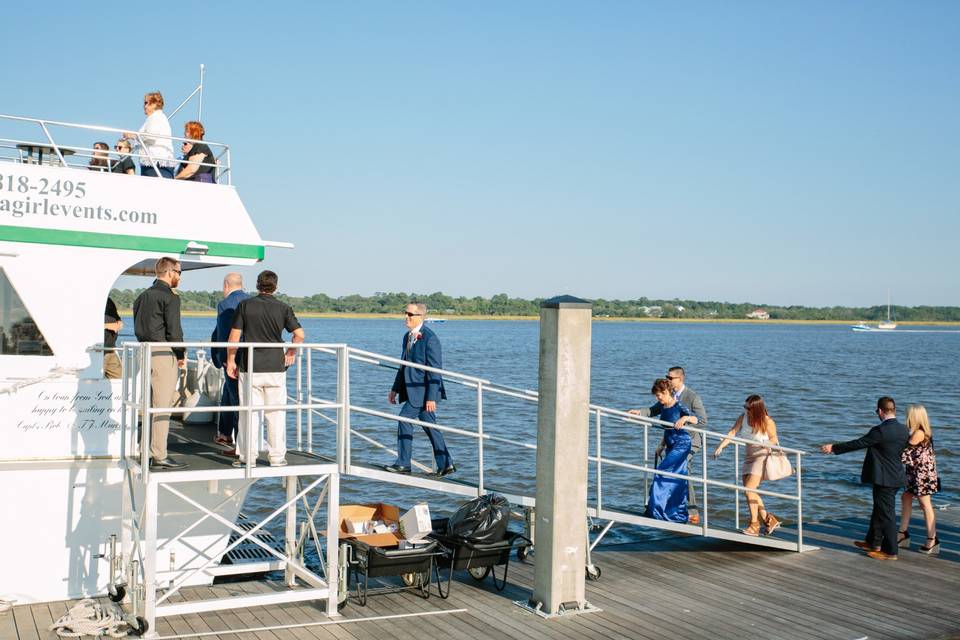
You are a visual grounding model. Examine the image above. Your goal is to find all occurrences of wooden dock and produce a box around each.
[7,509,958,640]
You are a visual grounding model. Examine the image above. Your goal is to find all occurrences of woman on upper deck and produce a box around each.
[87,141,109,171]
[642,378,699,523]
[124,91,175,178]
[111,139,136,175]
[175,121,215,183]
[713,394,782,536]
[898,404,940,554]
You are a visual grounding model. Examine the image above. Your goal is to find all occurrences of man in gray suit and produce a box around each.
[630,366,708,524]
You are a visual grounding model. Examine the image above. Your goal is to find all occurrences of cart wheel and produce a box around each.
[108,584,126,603]
[128,616,149,637]
[337,596,349,612]
[467,566,490,581]
[401,572,417,586]
[586,565,601,581]
[517,546,531,562]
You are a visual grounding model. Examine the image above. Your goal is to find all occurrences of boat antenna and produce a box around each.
[168,64,206,121]
[198,64,205,122]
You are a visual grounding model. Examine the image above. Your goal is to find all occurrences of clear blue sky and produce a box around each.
[4,2,958,306]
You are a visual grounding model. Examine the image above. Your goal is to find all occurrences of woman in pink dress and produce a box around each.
[898,405,940,554]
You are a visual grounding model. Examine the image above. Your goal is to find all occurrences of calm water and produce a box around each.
[179,317,958,545]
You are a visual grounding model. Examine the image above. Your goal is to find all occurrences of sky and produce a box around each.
[3,2,958,307]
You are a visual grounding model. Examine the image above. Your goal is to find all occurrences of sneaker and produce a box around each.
[214,435,233,446]
[232,459,246,468]
[270,459,288,467]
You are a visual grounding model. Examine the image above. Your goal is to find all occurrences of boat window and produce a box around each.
[0,268,53,355]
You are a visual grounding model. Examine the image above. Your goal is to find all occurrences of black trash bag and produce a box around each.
[446,494,510,544]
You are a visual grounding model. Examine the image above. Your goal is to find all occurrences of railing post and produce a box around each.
[306,348,313,454]
[476,382,484,495]
[141,346,152,481]
[700,433,708,534]
[120,346,128,461]
[324,473,340,617]
[796,453,803,552]
[38,121,67,166]
[336,346,351,473]
[296,350,303,451]
[245,345,255,475]
[734,444,740,530]
[643,424,649,507]
[595,409,602,513]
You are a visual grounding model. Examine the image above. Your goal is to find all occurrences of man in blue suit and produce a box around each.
[385,302,455,476]
[211,273,248,449]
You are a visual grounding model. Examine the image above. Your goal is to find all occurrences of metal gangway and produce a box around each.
[115,339,811,636]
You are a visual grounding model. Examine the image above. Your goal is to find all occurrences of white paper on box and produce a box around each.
[399,503,432,542]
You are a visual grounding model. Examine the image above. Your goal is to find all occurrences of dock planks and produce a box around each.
[8,509,959,640]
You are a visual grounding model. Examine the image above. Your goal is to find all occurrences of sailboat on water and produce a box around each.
[878,290,897,330]
[852,291,897,331]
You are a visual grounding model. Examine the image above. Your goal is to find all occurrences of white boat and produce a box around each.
[0,109,280,606]
[878,290,897,330]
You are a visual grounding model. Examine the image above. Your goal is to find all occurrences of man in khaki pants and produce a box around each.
[133,257,187,470]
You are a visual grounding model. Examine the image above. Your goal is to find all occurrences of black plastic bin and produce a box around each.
[344,538,443,605]
[429,518,532,598]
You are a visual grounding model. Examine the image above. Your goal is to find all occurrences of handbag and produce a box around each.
[762,451,793,481]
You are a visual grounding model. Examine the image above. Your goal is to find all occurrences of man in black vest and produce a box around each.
[821,396,909,560]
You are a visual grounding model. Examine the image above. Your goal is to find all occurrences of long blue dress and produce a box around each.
[644,401,693,522]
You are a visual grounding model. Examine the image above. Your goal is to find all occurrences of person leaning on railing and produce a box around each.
[123,91,176,178]
[175,121,216,183]
[713,395,783,537]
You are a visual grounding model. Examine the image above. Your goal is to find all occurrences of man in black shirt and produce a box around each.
[103,297,123,379]
[226,270,304,467]
[133,257,187,470]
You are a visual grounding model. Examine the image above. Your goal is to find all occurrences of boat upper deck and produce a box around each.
[9,507,958,640]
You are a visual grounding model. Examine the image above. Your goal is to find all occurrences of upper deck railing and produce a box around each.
[0,114,232,184]
[118,340,810,552]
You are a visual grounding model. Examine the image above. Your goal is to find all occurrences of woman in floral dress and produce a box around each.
[898,405,940,554]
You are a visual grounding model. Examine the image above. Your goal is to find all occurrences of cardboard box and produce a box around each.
[339,503,402,547]
[399,503,432,542]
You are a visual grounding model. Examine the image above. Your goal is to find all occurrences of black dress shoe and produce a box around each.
[437,465,457,477]
[150,458,187,470]
[383,464,411,474]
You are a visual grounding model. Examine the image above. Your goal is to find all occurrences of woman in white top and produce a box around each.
[713,394,781,536]
[124,91,175,178]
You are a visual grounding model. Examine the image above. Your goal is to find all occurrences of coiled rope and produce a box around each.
[48,599,129,638]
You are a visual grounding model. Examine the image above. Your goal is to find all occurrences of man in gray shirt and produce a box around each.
[630,366,708,523]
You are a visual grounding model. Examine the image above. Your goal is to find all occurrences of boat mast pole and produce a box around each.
[198,64,205,122]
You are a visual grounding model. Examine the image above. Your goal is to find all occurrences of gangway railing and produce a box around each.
[113,337,812,634]
[0,113,231,184]
[293,344,810,552]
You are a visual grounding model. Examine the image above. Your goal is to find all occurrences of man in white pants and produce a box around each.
[225,270,304,467]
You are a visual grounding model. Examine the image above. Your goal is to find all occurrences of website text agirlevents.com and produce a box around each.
[0,172,158,227]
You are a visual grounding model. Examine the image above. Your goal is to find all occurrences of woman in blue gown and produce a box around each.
[642,378,700,522]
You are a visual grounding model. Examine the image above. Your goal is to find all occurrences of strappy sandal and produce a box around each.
[742,521,761,537]
[919,536,940,555]
[763,513,781,536]
[897,530,910,548]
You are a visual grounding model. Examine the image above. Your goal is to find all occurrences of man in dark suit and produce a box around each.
[821,396,909,560]
[211,273,248,450]
[385,302,454,476]
[629,366,708,524]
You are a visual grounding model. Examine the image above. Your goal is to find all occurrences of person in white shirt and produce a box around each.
[124,91,175,178]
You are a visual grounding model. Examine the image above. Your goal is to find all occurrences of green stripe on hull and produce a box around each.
[0,225,265,260]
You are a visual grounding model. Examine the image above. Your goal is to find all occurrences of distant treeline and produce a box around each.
[108,289,960,322]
